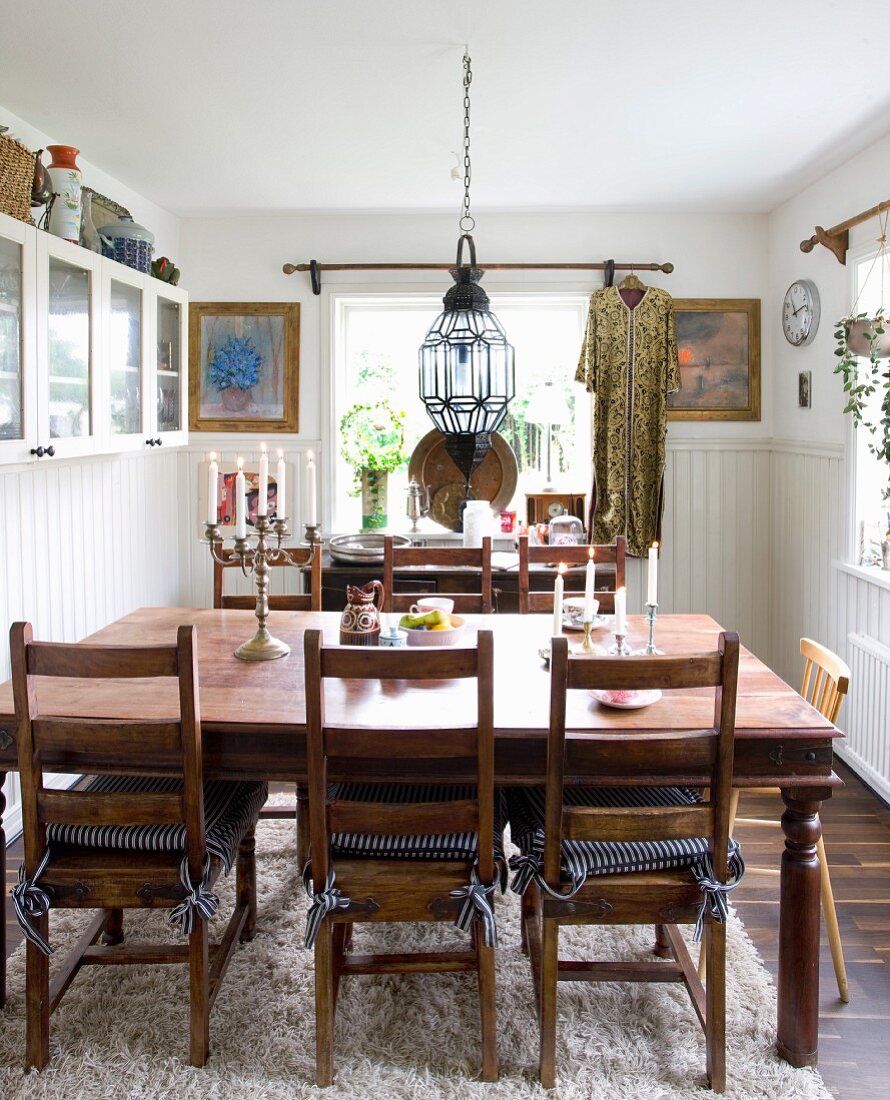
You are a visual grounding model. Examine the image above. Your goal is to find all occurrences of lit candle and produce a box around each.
[647,542,659,606]
[206,452,218,524]
[552,563,566,640]
[614,586,627,637]
[276,449,286,519]
[305,451,317,526]
[257,443,268,517]
[583,545,596,621]
[235,457,246,539]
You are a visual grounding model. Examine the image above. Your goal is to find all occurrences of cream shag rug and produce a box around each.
[0,820,831,1100]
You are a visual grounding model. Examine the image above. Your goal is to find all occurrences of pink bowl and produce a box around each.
[403,614,467,647]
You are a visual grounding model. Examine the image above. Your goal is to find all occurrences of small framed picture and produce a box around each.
[798,370,812,409]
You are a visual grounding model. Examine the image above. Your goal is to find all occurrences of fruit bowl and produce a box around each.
[403,614,466,647]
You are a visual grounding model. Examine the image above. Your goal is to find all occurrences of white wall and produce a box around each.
[768,131,890,782]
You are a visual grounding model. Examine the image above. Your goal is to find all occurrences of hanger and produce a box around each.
[617,270,646,291]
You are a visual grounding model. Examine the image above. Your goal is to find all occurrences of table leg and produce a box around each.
[777,788,823,1067]
[1,770,6,1008]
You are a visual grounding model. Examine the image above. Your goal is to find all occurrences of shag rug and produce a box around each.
[0,819,831,1100]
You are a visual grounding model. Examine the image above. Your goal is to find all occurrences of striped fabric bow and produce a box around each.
[692,850,746,943]
[449,866,498,947]
[168,855,220,935]
[304,867,350,949]
[12,849,54,956]
[508,851,586,901]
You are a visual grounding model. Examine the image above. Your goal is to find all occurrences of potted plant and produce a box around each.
[208,335,262,412]
[834,309,890,466]
[340,400,407,529]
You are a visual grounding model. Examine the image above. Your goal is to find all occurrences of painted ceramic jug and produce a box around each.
[339,580,384,646]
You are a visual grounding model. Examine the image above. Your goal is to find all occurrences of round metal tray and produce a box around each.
[328,533,411,564]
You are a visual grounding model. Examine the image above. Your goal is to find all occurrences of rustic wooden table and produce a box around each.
[0,609,839,1068]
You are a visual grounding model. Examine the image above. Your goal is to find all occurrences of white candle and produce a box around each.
[276,449,286,519]
[305,451,317,526]
[647,542,659,606]
[206,452,218,524]
[257,443,268,517]
[614,586,627,636]
[552,563,566,640]
[583,546,596,621]
[235,457,246,539]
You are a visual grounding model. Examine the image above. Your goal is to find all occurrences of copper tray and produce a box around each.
[408,430,518,532]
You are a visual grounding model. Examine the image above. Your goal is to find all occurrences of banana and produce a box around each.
[399,609,447,629]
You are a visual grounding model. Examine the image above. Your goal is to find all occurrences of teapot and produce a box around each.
[406,478,430,532]
[339,580,385,646]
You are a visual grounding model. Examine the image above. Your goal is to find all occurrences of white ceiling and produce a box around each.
[3,0,890,217]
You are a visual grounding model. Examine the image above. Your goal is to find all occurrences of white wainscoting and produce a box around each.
[1,450,183,835]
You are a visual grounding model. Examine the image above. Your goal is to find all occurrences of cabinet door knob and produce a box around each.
[146,439,154,447]
[30,445,55,459]
[155,438,163,446]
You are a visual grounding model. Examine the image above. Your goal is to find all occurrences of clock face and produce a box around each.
[547,500,566,518]
[782,280,820,347]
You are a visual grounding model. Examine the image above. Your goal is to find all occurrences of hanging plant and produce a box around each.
[834,214,890,465]
[339,400,408,494]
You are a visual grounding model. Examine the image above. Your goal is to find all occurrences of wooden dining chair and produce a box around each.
[517,533,627,614]
[9,621,266,1070]
[382,535,493,613]
[507,632,741,1091]
[302,628,503,1085]
[701,638,851,1000]
[214,542,320,836]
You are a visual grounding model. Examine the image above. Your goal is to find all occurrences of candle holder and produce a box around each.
[636,602,664,655]
[608,631,633,657]
[572,619,606,657]
[303,522,323,545]
[205,514,304,662]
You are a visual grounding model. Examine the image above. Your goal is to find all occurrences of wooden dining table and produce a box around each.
[0,608,840,1070]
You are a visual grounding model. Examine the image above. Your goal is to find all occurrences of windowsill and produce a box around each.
[833,559,890,592]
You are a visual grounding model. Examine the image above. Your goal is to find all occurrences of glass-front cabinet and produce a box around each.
[0,210,188,464]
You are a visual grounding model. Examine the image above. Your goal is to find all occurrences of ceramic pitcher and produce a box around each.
[339,580,384,645]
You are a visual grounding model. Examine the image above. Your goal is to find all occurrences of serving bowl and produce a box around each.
[403,614,466,647]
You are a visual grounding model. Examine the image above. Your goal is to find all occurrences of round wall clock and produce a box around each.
[782,279,820,347]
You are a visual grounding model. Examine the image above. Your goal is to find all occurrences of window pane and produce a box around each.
[48,257,91,439]
[108,279,141,434]
[0,236,24,440]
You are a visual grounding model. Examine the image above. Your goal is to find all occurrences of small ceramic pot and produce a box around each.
[846,319,890,359]
[221,387,252,412]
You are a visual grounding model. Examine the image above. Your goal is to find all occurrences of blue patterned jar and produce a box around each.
[96,216,154,273]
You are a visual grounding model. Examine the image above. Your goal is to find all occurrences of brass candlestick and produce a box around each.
[205,514,303,661]
[572,619,605,657]
[303,522,322,545]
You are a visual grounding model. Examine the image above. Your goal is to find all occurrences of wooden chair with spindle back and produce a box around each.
[10,621,266,1070]
[303,628,503,1085]
[699,637,851,1000]
[517,533,627,614]
[382,535,493,614]
[506,632,741,1091]
[214,542,321,838]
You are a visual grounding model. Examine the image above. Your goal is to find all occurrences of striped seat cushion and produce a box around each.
[48,776,268,874]
[327,782,507,870]
[506,785,741,896]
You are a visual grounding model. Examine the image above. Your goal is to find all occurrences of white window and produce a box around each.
[851,252,890,566]
[330,292,591,533]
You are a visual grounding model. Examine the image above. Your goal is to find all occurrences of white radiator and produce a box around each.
[840,633,890,803]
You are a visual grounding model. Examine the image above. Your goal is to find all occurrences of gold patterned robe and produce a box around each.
[575,286,680,557]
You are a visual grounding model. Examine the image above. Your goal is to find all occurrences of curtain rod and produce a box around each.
[281,259,674,295]
[800,196,890,265]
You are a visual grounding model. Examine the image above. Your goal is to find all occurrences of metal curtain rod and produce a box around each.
[800,196,890,265]
[281,259,674,295]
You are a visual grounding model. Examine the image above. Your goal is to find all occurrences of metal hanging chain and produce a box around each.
[460,51,475,235]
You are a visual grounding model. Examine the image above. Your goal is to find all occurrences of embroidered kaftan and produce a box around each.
[575,286,680,556]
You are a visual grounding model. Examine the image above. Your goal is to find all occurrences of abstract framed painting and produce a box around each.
[188,302,300,432]
[667,298,761,421]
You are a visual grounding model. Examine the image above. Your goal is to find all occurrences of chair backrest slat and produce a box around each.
[799,637,850,724]
[383,536,493,614]
[10,621,205,885]
[518,534,627,614]
[304,628,495,892]
[213,543,321,611]
[543,632,739,890]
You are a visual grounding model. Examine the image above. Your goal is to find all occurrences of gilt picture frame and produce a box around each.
[667,298,761,421]
[188,302,300,432]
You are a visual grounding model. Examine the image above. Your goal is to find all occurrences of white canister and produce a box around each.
[463,500,493,548]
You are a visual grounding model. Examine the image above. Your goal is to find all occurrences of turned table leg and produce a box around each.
[777,788,825,1067]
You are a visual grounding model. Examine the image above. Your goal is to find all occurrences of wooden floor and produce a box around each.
[4,762,889,1098]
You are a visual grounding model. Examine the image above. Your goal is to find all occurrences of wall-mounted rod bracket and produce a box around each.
[801,196,890,265]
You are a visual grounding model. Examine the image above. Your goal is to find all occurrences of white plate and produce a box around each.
[589,688,662,710]
[563,613,609,633]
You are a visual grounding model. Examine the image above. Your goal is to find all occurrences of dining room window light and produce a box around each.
[850,252,890,567]
[330,293,591,533]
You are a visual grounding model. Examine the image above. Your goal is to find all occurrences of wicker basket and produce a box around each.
[0,132,36,225]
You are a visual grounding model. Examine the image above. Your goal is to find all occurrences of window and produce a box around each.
[331,292,590,532]
[851,253,890,566]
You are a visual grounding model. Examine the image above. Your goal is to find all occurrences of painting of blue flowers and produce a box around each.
[189,302,300,431]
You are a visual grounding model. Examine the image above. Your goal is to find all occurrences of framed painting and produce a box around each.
[667,299,761,421]
[189,302,300,432]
